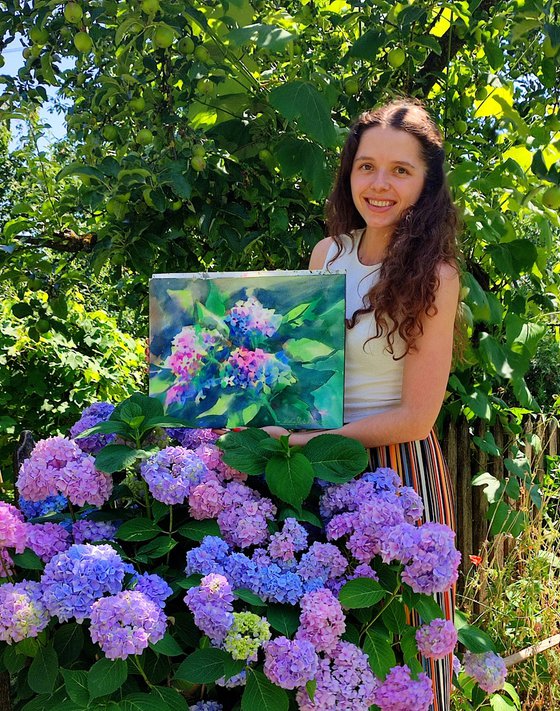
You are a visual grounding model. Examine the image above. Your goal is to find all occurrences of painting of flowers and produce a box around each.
[149,271,345,429]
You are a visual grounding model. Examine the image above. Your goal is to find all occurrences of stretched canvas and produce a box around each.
[149,270,345,429]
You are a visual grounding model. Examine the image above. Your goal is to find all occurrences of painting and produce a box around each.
[149,270,346,429]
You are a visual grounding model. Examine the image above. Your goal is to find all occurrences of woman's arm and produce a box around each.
[266,262,460,448]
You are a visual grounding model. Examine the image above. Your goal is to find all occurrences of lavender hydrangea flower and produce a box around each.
[190,702,223,711]
[18,494,67,520]
[416,618,458,660]
[223,611,271,661]
[268,518,308,563]
[17,436,112,507]
[26,522,71,562]
[221,347,293,394]
[185,573,234,644]
[90,590,167,659]
[0,581,50,643]
[41,543,130,622]
[70,402,115,454]
[347,498,406,564]
[264,636,318,689]
[195,443,247,483]
[401,522,461,594]
[185,536,230,577]
[0,501,27,553]
[140,446,209,505]
[218,482,276,548]
[72,520,117,544]
[398,486,424,523]
[373,664,434,711]
[297,542,347,583]
[215,670,246,688]
[296,588,346,654]
[296,641,378,710]
[379,522,420,565]
[133,572,173,609]
[189,480,225,520]
[463,651,507,693]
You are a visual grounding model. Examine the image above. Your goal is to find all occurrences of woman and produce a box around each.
[266,98,461,710]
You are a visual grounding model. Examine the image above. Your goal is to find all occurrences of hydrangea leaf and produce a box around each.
[174,648,229,684]
[177,519,221,542]
[121,692,173,710]
[234,588,267,607]
[88,658,127,700]
[402,587,444,622]
[148,686,189,711]
[381,598,408,634]
[27,644,59,695]
[266,604,300,638]
[149,632,184,656]
[241,668,289,711]
[116,518,162,542]
[363,628,397,679]
[95,444,143,474]
[282,337,334,363]
[265,453,314,508]
[12,548,44,570]
[301,434,368,483]
[53,624,84,667]
[338,578,386,609]
[218,429,271,475]
[60,668,89,706]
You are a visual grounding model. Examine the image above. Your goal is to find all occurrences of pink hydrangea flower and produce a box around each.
[26,522,71,563]
[0,501,27,553]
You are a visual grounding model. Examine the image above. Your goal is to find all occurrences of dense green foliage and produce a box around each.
[1,0,560,528]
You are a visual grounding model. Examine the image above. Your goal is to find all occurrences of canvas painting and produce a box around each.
[149,270,345,430]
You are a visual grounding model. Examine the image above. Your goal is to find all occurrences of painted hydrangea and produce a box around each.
[25,522,71,562]
[224,295,282,347]
[0,501,27,553]
[0,581,50,643]
[221,347,293,394]
[140,446,209,505]
[184,573,234,644]
[223,611,271,661]
[264,636,318,689]
[69,401,116,454]
[41,543,130,622]
[90,590,167,659]
[373,664,434,711]
[416,618,458,660]
[17,436,112,507]
[463,651,507,693]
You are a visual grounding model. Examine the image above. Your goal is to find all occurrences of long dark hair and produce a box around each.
[326,98,460,357]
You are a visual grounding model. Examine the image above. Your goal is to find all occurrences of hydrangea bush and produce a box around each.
[0,394,518,711]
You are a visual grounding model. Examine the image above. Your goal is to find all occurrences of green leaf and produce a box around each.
[488,501,526,537]
[279,508,322,528]
[241,668,289,711]
[121,693,168,711]
[305,678,317,702]
[28,644,59,695]
[301,434,368,482]
[266,604,300,638]
[174,648,229,684]
[56,162,105,182]
[148,687,189,711]
[53,624,84,667]
[472,432,501,457]
[76,420,132,439]
[11,301,33,318]
[95,444,142,474]
[338,578,386,609]
[265,453,314,507]
[269,82,337,147]
[116,518,162,542]
[88,658,128,701]
[490,696,517,711]
[12,548,44,570]
[177,519,221,541]
[218,429,271,475]
[348,29,386,59]
[282,337,334,362]
[112,393,164,421]
[400,627,421,670]
[146,623,180,651]
[455,611,496,653]
[381,598,408,634]
[363,628,396,679]
[61,669,89,706]
[137,535,177,559]
[234,588,267,607]
[227,23,295,52]
[402,587,444,622]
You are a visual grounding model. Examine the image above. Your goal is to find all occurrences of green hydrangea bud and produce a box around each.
[224,612,271,661]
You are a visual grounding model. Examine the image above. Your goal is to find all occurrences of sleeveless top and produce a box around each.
[324,230,405,423]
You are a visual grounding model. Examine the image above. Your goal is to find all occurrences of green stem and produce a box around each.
[166,506,173,565]
[133,655,152,688]
[68,500,77,523]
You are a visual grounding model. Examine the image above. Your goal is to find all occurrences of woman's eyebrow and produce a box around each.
[354,155,418,169]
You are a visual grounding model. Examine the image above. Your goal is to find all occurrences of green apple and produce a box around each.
[197,78,214,96]
[343,76,360,95]
[177,36,195,55]
[154,24,174,49]
[455,119,468,135]
[191,156,206,172]
[387,47,405,68]
[192,144,206,157]
[136,128,153,146]
[129,97,146,113]
[141,0,160,14]
[194,45,210,63]
[74,31,92,53]
[102,125,118,141]
[542,185,560,210]
[36,318,51,334]
[30,26,49,44]
[475,87,488,101]
[64,2,83,24]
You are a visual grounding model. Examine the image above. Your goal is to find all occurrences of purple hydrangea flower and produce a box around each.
[264,636,318,689]
[218,482,276,548]
[41,543,130,622]
[189,480,225,520]
[0,581,50,643]
[463,651,507,693]
[373,664,434,711]
[398,486,424,523]
[72,520,117,544]
[215,670,246,688]
[347,498,406,564]
[296,641,378,710]
[70,402,116,454]
[380,522,420,565]
[140,446,209,505]
[296,588,345,654]
[185,573,234,644]
[190,702,223,711]
[133,572,173,609]
[297,542,347,583]
[26,522,71,562]
[401,522,461,594]
[185,536,230,577]
[17,436,112,507]
[195,443,247,483]
[0,501,27,553]
[90,590,167,659]
[268,518,308,563]
[18,494,67,520]
[223,552,260,591]
[416,618,458,660]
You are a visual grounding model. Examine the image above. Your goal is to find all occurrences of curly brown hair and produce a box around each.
[326,98,461,357]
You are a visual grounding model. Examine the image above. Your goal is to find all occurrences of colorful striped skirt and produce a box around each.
[368,429,455,711]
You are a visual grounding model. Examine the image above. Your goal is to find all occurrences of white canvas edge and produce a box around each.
[151,269,345,279]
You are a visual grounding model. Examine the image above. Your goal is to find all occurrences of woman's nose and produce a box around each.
[369,169,390,189]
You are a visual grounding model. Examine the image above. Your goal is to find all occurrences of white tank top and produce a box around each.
[324,230,405,423]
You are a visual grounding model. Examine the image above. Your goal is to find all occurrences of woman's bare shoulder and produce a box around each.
[309,237,335,269]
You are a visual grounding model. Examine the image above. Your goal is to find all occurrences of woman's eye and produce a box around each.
[395,166,408,175]
[359,163,373,171]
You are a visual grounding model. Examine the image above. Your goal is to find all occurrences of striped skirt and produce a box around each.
[368,429,455,711]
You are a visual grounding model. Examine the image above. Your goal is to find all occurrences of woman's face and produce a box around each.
[350,125,426,238]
